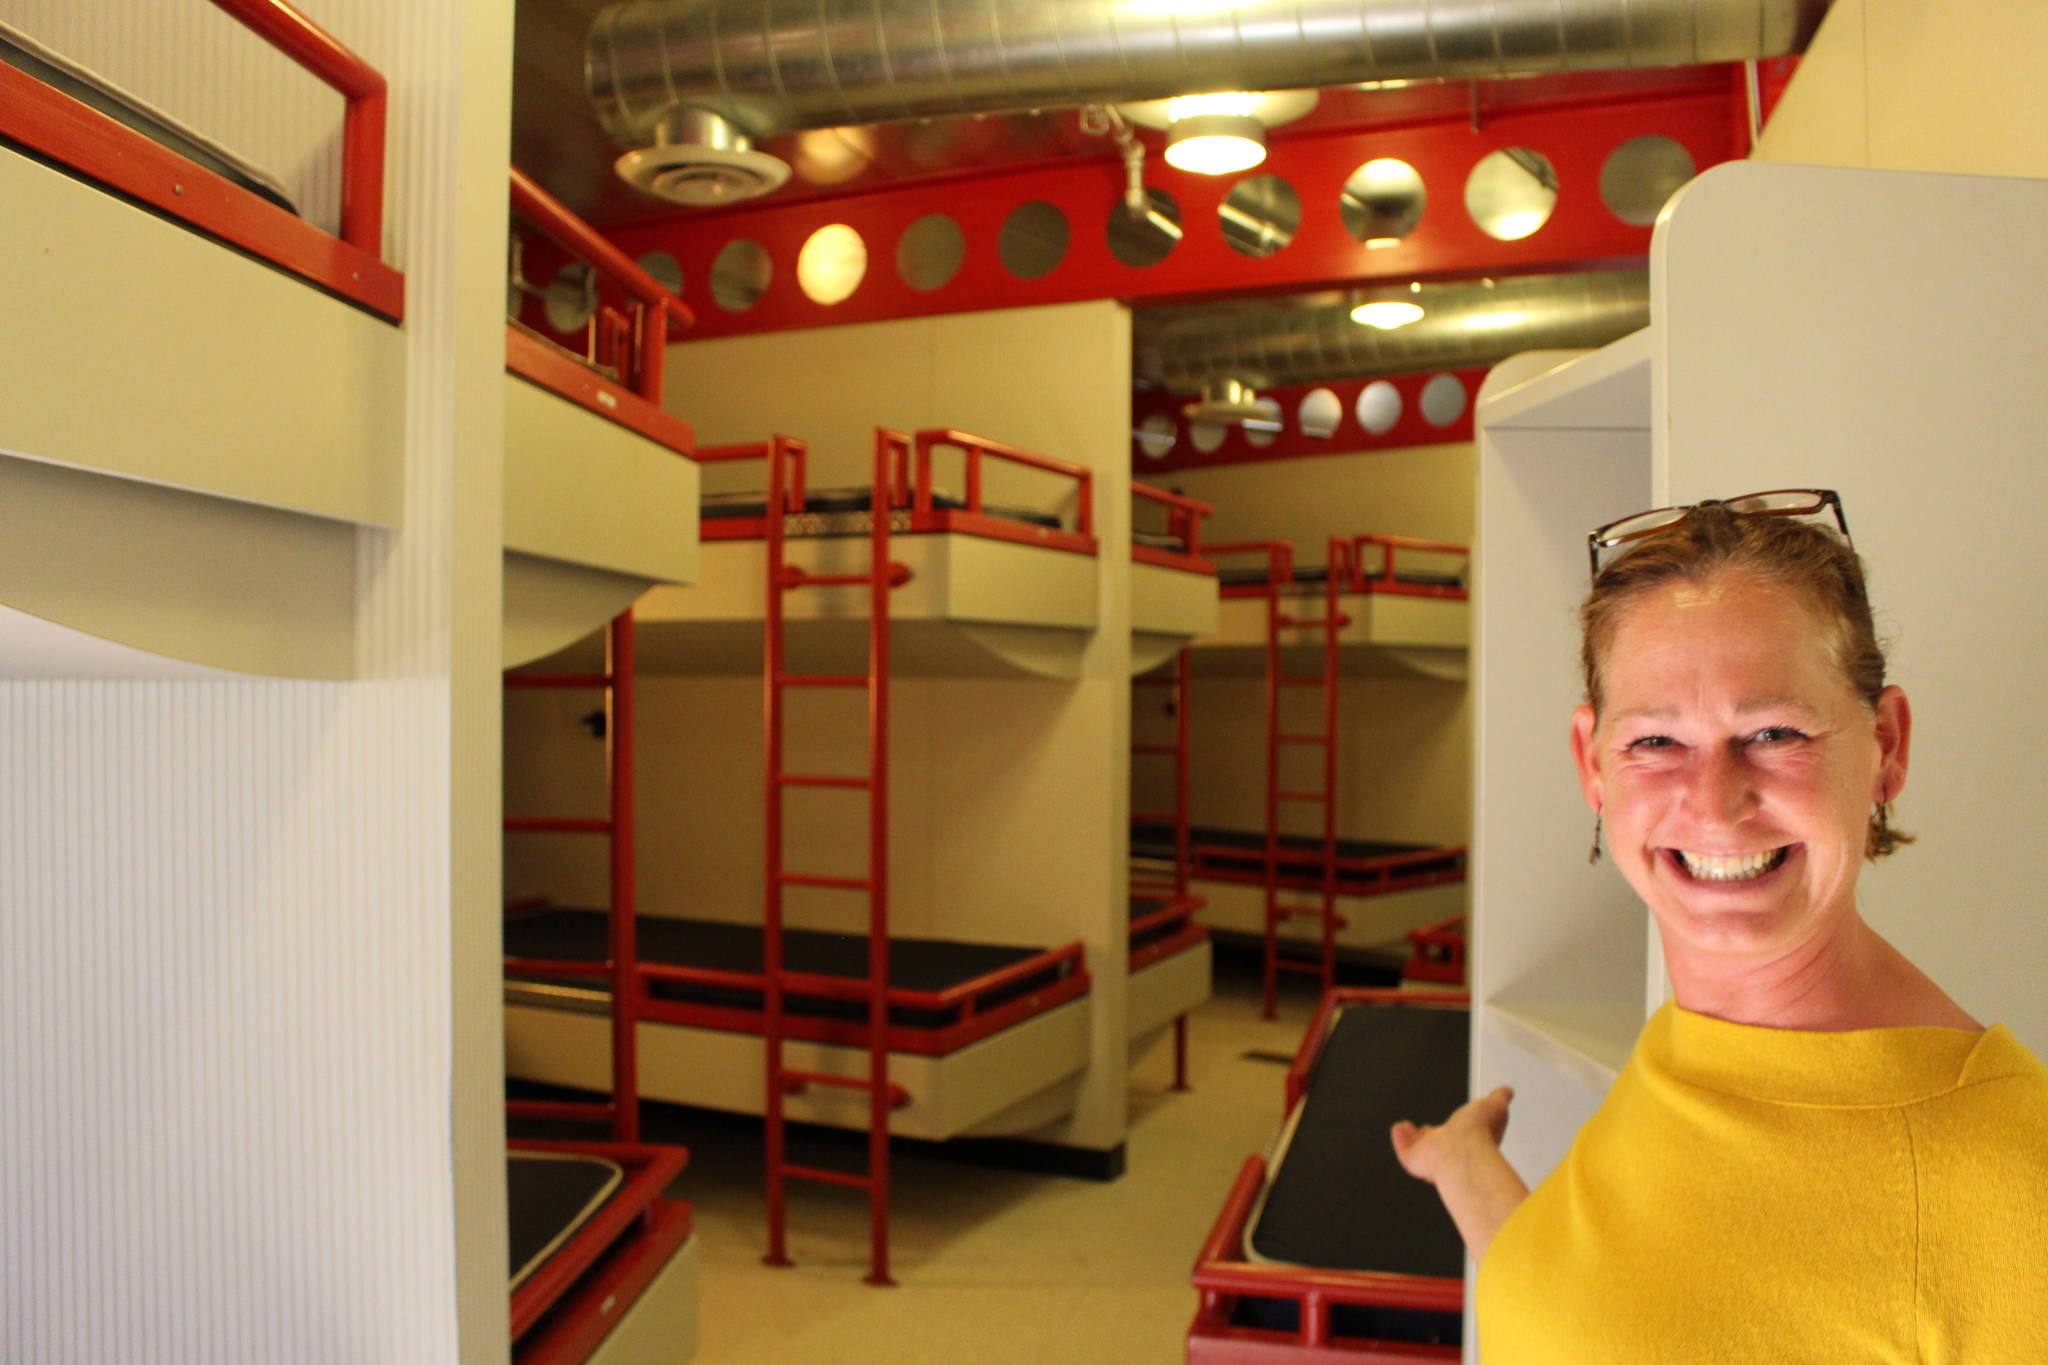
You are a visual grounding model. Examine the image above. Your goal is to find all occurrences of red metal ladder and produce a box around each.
[1130,646,1194,1090]
[503,610,640,1143]
[1258,537,1349,1017]
[755,430,911,1287]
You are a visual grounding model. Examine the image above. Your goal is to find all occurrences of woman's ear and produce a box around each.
[1571,705,1603,815]
[1873,685,1912,803]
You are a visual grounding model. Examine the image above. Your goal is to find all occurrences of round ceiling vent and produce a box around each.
[614,143,791,206]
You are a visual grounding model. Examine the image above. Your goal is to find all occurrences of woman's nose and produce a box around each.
[1687,746,1758,826]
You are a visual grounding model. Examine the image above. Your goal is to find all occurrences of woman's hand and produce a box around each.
[1391,1085,1515,1185]
[1390,1086,1529,1264]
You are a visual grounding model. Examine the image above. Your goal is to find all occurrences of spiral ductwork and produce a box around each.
[588,0,1828,143]
[1138,270,1649,393]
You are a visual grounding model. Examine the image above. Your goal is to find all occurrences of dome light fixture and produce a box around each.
[1163,93,1267,175]
[1351,300,1425,330]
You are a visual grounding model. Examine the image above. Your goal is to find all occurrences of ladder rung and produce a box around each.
[1277,733,1332,745]
[779,674,870,688]
[1276,790,1330,802]
[507,1098,615,1122]
[778,773,874,789]
[1277,616,1345,629]
[782,1163,874,1190]
[504,672,613,690]
[785,572,879,588]
[504,816,611,834]
[782,1071,912,1108]
[777,873,873,890]
[1273,902,1333,919]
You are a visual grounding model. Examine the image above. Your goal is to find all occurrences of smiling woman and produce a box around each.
[1391,494,2048,1362]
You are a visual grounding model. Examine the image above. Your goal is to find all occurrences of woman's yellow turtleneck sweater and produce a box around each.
[1477,1003,2048,1362]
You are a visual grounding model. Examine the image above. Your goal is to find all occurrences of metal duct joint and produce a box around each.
[588,0,1829,143]
[1139,270,1649,393]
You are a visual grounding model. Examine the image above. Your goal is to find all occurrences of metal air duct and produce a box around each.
[1137,270,1649,393]
[588,0,1828,144]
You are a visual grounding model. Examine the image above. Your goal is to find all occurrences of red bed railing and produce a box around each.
[1332,534,1471,600]
[1403,914,1469,986]
[506,168,695,457]
[0,0,402,319]
[906,429,1098,553]
[1131,481,1215,574]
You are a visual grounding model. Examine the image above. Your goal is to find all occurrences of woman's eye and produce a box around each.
[1752,727,1809,745]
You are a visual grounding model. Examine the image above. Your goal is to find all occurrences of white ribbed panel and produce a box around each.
[0,682,454,1362]
[0,0,347,235]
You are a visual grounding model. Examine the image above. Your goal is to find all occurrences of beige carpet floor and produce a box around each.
[637,961,1375,1364]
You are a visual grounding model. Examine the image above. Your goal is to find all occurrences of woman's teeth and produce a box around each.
[1675,848,1788,882]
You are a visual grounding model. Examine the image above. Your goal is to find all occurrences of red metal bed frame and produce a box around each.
[701,428,1098,554]
[1203,537,1472,1016]
[0,0,402,320]
[1128,481,1218,1091]
[1401,915,1468,988]
[507,167,695,456]
[1187,988,1469,1363]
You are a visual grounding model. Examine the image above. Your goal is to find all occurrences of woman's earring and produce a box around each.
[1588,813,1603,865]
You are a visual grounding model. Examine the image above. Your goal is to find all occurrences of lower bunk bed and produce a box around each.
[503,907,1094,1141]
[509,1141,697,1365]
[1130,823,1467,979]
[1189,989,1470,1362]
[1126,892,1211,1080]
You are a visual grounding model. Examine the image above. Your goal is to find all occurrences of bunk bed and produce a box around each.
[633,427,1102,677]
[504,611,700,1362]
[1127,483,1220,1087]
[1189,989,1468,1363]
[0,0,401,680]
[503,169,700,668]
[1184,537,1471,1014]
[505,432,1098,1285]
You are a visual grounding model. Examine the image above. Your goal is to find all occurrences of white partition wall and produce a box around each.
[1472,161,2048,1359]
[0,4,516,1362]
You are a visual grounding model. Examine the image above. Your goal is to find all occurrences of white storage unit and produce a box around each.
[1471,159,2048,1352]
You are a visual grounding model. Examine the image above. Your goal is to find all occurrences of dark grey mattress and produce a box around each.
[1218,565,1462,591]
[702,487,1061,531]
[504,909,1063,1028]
[1234,1000,1468,1346]
[508,1152,622,1290]
[1130,824,1465,889]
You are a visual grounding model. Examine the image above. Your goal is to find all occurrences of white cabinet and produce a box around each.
[1470,160,2048,1355]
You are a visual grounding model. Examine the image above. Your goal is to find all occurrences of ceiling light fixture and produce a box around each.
[1351,300,1425,330]
[1163,92,1267,175]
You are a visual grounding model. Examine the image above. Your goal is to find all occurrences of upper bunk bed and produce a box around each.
[1130,482,1220,673]
[502,170,701,669]
[1195,536,1470,681]
[0,2,403,680]
[1189,989,1468,1363]
[632,428,1102,677]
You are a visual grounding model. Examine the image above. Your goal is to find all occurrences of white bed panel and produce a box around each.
[582,1234,700,1365]
[1195,878,1466,957]
[504,994,1092,1142]
[503,374,700,586]
[1126,939,1213,1047]
[1194,593,1467,680]
[0,145,403,528]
